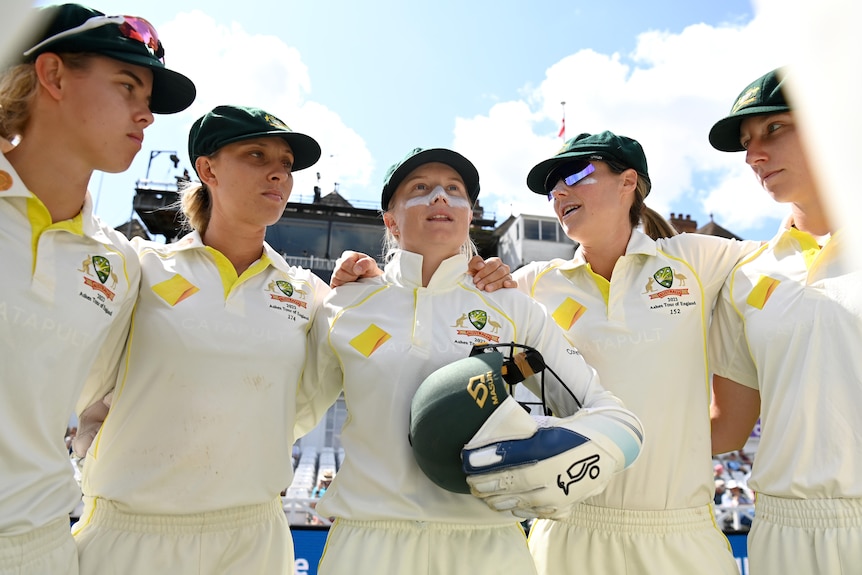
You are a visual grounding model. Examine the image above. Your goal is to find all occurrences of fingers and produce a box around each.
[331,252,359,288]
[330,252,383,287]
[467,256,513,292]
[467,465,544,498]
[331,253,363,288]
[467,479,559,518]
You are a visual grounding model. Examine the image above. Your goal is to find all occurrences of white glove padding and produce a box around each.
[462,396,643,519]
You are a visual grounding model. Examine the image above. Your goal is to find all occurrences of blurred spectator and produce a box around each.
[714,480,727,506]
[292,443,301,469]
[720,480,754,530]
[722,480,753,506]
[65,427,77,454]
[312,471,334,499]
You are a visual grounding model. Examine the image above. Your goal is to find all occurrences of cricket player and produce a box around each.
[0,4,194,573]
[297,147,644,575]
[708,67,862,575]
[69,105,330,574]
[516,131,757,574]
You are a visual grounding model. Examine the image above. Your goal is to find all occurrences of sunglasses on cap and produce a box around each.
[24,14,165,63]
[545,160,596,200]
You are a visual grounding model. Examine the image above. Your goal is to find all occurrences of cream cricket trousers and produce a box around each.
[318,518,538,575]
[748,494,862,575]
[0,517,78,575]
[528,503,740,575]
[73,496,292,574]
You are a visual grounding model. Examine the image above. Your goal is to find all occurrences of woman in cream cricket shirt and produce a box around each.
[0,4,194,573]
[298,147,644,575]
[708,68,862,575]
[517,131,758,575]
[72,105,328,575]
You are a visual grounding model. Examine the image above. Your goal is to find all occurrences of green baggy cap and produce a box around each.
[381,147,480,211]
[709,68,790,152]
[20,3,195,114]
[526,130,651,196]
[188,105,321,174]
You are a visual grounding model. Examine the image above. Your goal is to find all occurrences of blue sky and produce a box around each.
[32,0,788,241]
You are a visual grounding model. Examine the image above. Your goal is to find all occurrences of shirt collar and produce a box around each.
[771,220,833,252]
[167,230,206,251]
[0,152,31,200]
[159,229,284,271]
[556,229,657,271]
[383,250,469,289]
[1,152,114,244]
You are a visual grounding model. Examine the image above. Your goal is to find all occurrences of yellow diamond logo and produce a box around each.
[746,275,780,310]
[153,274,199,306]
[552,297,586,331]
[350,324,391,357]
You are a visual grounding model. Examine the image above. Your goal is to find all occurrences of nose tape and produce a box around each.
[404,186,472,209]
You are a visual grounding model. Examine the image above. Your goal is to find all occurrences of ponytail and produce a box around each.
[640,205,678,240]
[628,176,677,240]
[179,182,211,235]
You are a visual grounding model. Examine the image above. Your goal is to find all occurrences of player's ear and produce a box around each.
[196,156,217,186]
[383,212,399,238]
[621,168,638,192]
[33,53,66,101]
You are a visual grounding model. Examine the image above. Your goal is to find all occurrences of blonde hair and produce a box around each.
[0,54,93,142]
[178,181,212,234]
[629,177,677,240]
[0,64,38,141]
[640,204,678,240]
[178,149,226,234]
[381,214,479,264]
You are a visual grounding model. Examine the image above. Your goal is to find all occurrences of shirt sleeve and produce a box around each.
[708,272,760,389]
[75,242,142,415]
[663,235,761,302]
[513,260,559,299]
[294,293,346,438]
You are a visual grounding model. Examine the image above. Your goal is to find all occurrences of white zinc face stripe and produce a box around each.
[403,186,472,210]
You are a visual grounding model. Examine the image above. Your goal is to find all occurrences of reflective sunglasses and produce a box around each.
[24,14,165,63]
[545,161,596,200]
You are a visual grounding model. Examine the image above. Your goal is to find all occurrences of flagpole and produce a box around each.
[559,101,566,139]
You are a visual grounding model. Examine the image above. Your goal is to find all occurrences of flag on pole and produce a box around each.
[558,116,566,139]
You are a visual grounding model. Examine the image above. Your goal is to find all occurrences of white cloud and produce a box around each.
[158,11,373,203]
[454,15,790,237]
[131,10,794,240]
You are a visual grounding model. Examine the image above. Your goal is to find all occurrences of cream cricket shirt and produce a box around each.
[298,250,634,524]
[710,227,862,498]
[80,232,328,514]
[515,230,757,511]
[0,154,139,534]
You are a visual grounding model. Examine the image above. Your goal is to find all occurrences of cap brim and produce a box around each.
[525,150,598,195]
[217,131,322,172]
[99,50,196,114]
[708,104,791,152]
[382,148,480,210]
